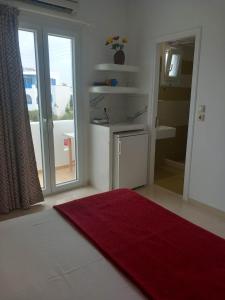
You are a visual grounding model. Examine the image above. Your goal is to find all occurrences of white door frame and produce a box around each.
[19,16,85,196]
[148,27,202,200]
[42,26,84,195]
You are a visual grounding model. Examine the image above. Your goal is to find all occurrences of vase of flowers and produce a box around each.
[105,36,128,65]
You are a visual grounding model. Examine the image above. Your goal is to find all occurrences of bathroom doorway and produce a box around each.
[149,29,201,198]
[154,38,195,195]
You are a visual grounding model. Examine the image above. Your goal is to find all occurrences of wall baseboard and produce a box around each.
[189,198,225,218]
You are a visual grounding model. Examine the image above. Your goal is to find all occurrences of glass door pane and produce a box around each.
[47,35,77,185]
[19,30,46,189]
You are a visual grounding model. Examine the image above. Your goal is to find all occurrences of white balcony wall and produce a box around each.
[30,120,75,171]
[52,85,72,117]
[53,120,75,168]
[30,122,42,170]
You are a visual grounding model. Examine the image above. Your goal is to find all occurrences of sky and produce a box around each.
[19,30,73,86]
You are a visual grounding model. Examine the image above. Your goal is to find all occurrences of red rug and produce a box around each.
[54,189,225,299]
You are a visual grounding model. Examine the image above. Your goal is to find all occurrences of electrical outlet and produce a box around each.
[199,105,206,113]
[197,105,206,122]
[197,112,205,121]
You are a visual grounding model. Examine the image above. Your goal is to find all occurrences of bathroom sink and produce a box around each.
[156,126,176,140]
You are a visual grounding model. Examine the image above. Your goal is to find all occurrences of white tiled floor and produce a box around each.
[0,185,225,239]
[0,186,99,222]
[138,185,225,238]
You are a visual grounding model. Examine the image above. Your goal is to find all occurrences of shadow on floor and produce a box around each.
[155,165,184,195]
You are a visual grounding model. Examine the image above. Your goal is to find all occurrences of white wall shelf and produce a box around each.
[94,64,139,73]
[89,86,140,94]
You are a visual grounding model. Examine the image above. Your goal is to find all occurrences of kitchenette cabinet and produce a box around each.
[89,123,149,191]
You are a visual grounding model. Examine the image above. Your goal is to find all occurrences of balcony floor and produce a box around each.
[38,164,76,187]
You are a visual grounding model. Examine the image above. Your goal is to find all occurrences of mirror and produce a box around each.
[161,45,182,85]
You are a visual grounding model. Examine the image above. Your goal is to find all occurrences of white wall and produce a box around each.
[127,0,225,212]
[53,120,75,167]
[52,85,72,116]
[75,0,130,183]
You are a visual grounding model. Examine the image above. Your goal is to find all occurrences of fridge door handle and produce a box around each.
[118,140,122,155]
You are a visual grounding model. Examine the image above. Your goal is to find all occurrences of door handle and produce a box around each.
[42,118,53,126]
[48,119,54,128]
[155,116,159,128]
[118,140,122,155]
[43,118,54,129]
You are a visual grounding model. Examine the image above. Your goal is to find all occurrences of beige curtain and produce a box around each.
[0,5,43,213]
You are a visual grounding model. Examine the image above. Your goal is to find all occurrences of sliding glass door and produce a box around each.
[19,29,47,190]
[19,27,81,194]
[48,34,77,185]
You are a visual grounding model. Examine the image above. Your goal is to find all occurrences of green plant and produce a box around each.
[28,110,39,122]
[28,96,74,122]
[52,97,74,121]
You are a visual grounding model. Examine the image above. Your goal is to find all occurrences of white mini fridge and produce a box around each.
[113,130,149,189]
